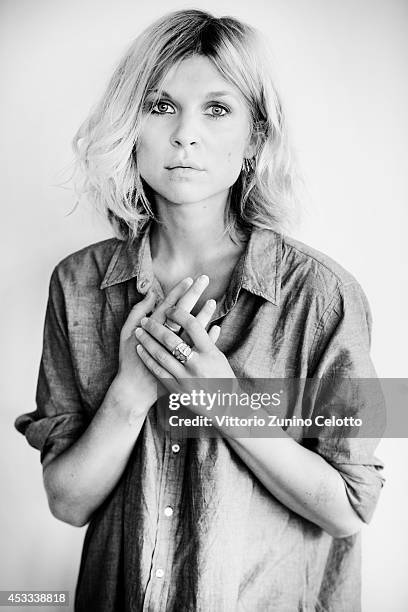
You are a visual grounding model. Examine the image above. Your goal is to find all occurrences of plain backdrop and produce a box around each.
[1,0,407,610]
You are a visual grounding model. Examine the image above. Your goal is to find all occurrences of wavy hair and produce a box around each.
[72,9,300,242]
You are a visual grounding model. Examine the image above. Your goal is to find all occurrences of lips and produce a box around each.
[166,162,203,171]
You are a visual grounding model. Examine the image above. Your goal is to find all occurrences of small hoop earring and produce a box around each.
[242,157,252,174]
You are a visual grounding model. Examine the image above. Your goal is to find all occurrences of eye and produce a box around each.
[148,100,230,120]
[206,104,229,120]
[151,101,175,115]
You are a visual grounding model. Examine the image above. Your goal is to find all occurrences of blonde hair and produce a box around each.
[73,9,300,242]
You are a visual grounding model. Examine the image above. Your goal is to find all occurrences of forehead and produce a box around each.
[157,55,244,104]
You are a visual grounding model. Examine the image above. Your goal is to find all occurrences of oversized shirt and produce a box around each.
[15,222,385,611]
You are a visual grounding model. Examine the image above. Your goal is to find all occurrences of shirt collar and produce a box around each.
[100,221,282,305]
[100,224,153,293]
[241,226,282,305]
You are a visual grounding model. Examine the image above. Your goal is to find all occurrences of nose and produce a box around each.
[170,113,199,148]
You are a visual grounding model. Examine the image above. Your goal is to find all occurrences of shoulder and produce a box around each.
[276,232,373,332]
[51,237,122,290]
[280,233,360,298]
[254,229,372,322]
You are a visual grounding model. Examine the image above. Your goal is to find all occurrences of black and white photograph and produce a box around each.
[1,1,407,611]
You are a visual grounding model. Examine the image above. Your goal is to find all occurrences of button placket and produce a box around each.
[142,435,184,612]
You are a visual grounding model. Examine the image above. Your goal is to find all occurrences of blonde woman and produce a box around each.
[15,9,384,611]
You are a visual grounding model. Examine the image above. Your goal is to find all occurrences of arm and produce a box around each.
[223,283,384,537]
[224,428,363,538]
[43,378,151,527]
[42,286,160,528]
[40,274,210,527]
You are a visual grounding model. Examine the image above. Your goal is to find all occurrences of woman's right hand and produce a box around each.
[113,275,217,416]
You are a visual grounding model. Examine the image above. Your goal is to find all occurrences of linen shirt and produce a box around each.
[15,222,385,611]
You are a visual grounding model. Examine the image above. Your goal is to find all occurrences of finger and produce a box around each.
[174,274,209,313]
[153,275,210,332]
[136,345,180,394]
[135,326,186,378]
[195,298,217,329]
[180,298,216,346]
[151,277,194,325]
[208,325,221,344]
[140,316,181,353]
[164,306,213,353]
[122,290,157,334]
[140,317,201,375]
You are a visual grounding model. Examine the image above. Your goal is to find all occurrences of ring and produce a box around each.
[164,319,179,332]
[172,341,193,364]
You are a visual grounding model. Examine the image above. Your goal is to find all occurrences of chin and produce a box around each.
[165,195,209,206]
[156,186,216,206]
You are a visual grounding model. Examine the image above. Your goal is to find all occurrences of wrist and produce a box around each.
[108,376,153,420]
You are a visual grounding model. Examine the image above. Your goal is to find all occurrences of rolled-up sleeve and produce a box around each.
[308,281,386,524]
[14,266,89,466]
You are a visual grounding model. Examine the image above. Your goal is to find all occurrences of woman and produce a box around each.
[15,9,385,611]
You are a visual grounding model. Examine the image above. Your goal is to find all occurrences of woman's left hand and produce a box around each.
[134,302,236,401]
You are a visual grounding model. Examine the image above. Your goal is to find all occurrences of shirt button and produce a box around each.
[155,568,164,579]
[164,506,173,517]
[171,443,180,453]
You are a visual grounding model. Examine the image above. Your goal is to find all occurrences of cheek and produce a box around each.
[225,151,237,171]
[220,146,243,171]
[136,132,161,175]
[136,133,152,158]
[136,123,162,155]
[217,129,248,163]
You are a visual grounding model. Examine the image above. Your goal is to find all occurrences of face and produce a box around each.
[136,55,256,209]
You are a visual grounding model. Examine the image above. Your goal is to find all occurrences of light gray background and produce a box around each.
[1,1,407,610]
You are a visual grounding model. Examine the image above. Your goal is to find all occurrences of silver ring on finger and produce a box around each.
[172,341,194,364]
[164,318,180,332]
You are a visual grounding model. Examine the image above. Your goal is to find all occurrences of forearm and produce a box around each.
[224,425,363,538]
[43,379,151,527]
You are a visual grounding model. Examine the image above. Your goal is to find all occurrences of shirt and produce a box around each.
[15,222,385,611]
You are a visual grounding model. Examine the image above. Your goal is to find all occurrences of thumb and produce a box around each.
[208,324,221,345]
[125,291,157,328]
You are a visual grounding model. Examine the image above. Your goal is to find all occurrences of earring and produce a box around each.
[242,157,252,174]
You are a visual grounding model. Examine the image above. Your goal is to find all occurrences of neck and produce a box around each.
[149,193,245,273]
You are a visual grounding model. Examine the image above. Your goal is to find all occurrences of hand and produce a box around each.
[114,289,160,414]
[114,275,218,415]
[134,301,236,415]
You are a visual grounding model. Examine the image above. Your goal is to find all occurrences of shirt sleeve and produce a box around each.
[306,281,386,524]
[14,266,89,467]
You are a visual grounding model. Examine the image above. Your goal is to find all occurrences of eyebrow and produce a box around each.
[150,89,238,100]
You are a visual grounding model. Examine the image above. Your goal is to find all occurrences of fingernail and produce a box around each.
[141,317,148,325]
[197,274,209,282]
[135,327,142,336]
[207,299,216,307]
